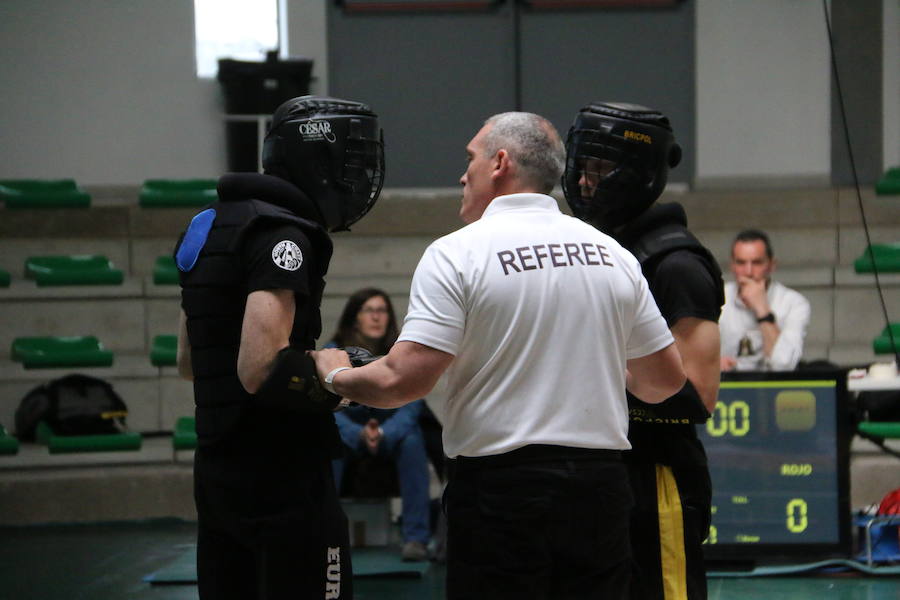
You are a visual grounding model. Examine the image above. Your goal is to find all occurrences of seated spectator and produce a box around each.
[719,229,811,371]
[327,288,431,561]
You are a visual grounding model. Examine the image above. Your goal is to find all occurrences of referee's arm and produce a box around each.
[311,341,454,409]
[626,342,686,404]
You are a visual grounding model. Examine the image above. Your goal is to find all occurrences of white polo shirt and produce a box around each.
[398,193,673,458]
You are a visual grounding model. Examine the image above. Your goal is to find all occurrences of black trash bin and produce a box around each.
[217,51,314,172]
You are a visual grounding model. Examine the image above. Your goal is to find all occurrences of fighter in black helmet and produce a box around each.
[175,95,384,600]
[564,102,724,600]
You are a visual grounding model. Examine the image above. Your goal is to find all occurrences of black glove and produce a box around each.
[343,345,382,367]
[256,347,346,413]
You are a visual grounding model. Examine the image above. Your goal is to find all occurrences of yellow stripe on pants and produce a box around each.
[656,464,687,600]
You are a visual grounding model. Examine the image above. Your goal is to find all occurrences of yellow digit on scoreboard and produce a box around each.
[786,498,808,533]
[706,401,751,437]
[729,401,750,436]
[707,403,728,437]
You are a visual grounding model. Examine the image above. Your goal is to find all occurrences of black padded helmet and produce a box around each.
[262,95,384,232]
[562,102,681,233]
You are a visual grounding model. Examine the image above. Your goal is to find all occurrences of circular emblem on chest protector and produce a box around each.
[272,240,303,271]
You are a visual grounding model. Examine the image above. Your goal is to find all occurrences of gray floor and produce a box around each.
[1,520,897,600]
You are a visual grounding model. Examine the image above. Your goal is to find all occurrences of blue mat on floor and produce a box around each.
[143,545,429,584]
[708,558,900,578]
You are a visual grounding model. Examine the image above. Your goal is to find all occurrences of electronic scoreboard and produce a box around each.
[699,370,852,566]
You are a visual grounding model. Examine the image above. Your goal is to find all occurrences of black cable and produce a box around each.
[823,0,899,367]
[824,2,900,468]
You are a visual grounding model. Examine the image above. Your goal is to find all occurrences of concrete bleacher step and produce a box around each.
[0,183,898,529]
[0,183,898,433]
[0,438,196,526]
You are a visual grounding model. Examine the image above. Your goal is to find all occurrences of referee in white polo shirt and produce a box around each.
[312,111,686,600]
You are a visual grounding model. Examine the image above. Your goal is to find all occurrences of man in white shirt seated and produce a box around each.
[719,229,811,371]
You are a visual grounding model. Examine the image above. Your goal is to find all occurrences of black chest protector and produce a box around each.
[176,177,334,447]
[618,203,724,428]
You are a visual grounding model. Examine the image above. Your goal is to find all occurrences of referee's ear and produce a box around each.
[491,148,511,183]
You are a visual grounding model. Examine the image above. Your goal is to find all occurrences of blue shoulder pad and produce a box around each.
[176,208,216,272]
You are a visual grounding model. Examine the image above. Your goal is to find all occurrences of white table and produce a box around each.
[847,375,900,392]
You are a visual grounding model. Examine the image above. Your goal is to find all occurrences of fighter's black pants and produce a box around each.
[444,444,633,600]
[194,445,353,600]
[624,458,711,600]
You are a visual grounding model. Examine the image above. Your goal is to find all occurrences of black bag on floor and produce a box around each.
[14,374,128,440]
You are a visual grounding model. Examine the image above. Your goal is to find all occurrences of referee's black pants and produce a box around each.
[444,444,634,600]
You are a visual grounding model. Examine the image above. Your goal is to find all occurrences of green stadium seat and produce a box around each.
[11,336,114,369]
[857,421,900,440]
[36,421,141,454]
[854,243,900,274]
[150,334,178,367]
[25,255,124,286]
[0,424,19,455]
[153,255,179,285]
[0,268,10,287]
[873,323,900,355]
[172,416,197,450]
[875,166,900,195]
[0,179,91,208]
[139,179,218,207]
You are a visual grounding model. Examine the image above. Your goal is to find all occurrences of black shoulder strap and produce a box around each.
[630,222,706,265]
[632,221,725,306]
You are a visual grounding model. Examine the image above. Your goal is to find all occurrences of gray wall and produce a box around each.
[0,1,896,187]
[886,0,900,168]
[0,0,330,187]
[0,1,225,186]
[519,5,695,186]
[285,1,329,95]
[696,0,831,186]
[327,2,695,187]
[830,0,884,185]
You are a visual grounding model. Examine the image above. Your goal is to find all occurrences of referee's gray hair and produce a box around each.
[482,112,564,194]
